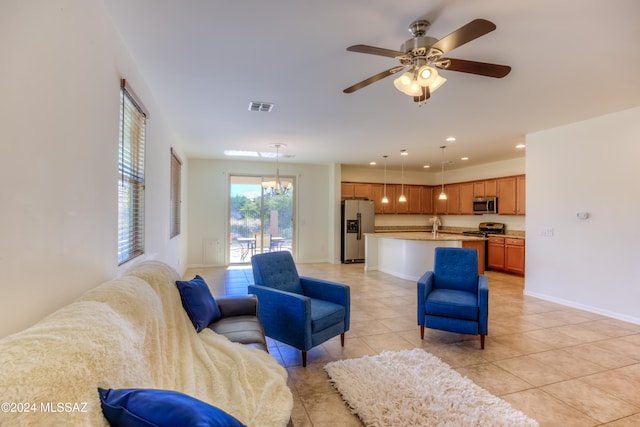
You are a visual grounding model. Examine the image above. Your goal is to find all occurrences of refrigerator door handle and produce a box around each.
[356,212,362,240]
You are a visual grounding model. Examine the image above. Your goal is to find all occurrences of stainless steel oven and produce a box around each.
[463,222,505,268]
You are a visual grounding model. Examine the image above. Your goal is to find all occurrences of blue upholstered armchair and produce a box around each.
[249,251,350,366]
[417,247,488,348]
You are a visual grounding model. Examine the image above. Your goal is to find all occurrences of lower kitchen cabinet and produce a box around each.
[488,236,525,275]
[505,238,525,275]
[487,236,506,270]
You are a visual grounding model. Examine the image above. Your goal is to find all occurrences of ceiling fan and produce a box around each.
[343,18,511,103]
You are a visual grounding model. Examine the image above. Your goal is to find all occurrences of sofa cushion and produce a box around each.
[208,315,268,352]
[98,387,245,427]
[176,275,221,332]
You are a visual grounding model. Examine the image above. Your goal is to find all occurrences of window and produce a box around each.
[118,79,148,265]
[170,148,182,238]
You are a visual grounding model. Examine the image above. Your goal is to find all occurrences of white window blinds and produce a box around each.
[170,148,182,238]
[118,79,147,265]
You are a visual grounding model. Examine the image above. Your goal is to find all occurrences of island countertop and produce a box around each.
[365,232,487,242]
[364,232,487,280]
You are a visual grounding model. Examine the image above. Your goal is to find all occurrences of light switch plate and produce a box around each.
[538,226,554,237]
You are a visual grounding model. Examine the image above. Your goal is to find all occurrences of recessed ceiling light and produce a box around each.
[369,161,377,165]
[423,165,430,168]
[446,136,456,142]
[461,157,469,161]
[516,144,526,149]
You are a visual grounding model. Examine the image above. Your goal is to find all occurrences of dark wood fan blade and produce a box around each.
[347,44,404,58]
[436,58,511,78]
[343,66,406,93]
[431,19,496,54]
[414,86,430,103]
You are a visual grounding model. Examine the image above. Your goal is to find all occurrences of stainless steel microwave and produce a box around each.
[473,197,497,214]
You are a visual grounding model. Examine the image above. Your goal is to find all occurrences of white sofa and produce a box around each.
[0,261,293,426]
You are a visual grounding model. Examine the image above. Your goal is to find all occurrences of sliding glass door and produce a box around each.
[229,175,294,264]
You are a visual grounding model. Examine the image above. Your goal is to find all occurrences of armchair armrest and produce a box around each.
[417,271,434,326]
[299,277,350,307]
[216,295,258,318]
[248,284,313,351]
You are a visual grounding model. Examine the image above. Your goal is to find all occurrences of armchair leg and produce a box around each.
[480,334,485,349]
[340,333,345,347]
[301,351,307,367]
[420,325,424,340]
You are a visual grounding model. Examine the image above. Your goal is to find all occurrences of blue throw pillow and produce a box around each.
[98,388,246,427]
[175,275,221,332]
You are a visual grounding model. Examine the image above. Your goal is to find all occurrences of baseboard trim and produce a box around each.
[524,290,640,326]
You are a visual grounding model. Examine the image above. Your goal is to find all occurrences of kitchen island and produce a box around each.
[364,232,487,280]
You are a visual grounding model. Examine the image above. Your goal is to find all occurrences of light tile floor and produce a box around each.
[184,263,640,426]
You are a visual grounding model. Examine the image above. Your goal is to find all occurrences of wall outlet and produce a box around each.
[538,226,554,237]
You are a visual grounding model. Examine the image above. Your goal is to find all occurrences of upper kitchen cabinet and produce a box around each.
[370,183,396,214]
[421,186,433,214]
[394,184,422,214]
[341,182,370,199]
[458,182,474,215]
[473,179,497,197]
[516,175,526,215]
[434,183,460,214]
[473,181,485,198]
[497,175,526,215]
[485,179,497,197]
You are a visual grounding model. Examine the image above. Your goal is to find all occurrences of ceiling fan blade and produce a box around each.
[347,44,404,58]
[431,19,496,54]
[414,86,430,103]
[436,58,511,78]
[343,66,406,94]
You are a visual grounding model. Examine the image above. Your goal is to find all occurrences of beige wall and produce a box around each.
[186,159,334,266]
[0,0,186,338]
[526,106,640,324]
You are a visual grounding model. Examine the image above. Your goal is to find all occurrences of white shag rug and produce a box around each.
[324,348,538,427]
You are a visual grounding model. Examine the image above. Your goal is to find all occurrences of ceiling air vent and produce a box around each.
[248,101,274,112]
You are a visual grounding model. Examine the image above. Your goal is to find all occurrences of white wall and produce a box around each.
[186,159,333,266]
[526,106,640,324]
[0,0,185,338]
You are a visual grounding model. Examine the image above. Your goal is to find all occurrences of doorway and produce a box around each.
[229,175,294,264]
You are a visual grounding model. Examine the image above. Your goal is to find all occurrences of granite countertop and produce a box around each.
[374,226,526,239]
[365,232,487,242]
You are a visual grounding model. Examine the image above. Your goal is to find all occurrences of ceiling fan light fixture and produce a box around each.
[393,72,413,93]
[417,65,438,86]
[406,78,423,96]
[429,74,447,93]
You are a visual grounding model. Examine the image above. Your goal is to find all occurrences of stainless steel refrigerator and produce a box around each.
[341,199,375,263]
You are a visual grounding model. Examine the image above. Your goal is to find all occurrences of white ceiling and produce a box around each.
[104,0,640,170]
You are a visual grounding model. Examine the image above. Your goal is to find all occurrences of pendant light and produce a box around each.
[381,155,389,204]
[438,146,447,201]
[398,149,407,202]
[261,143,291,196]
